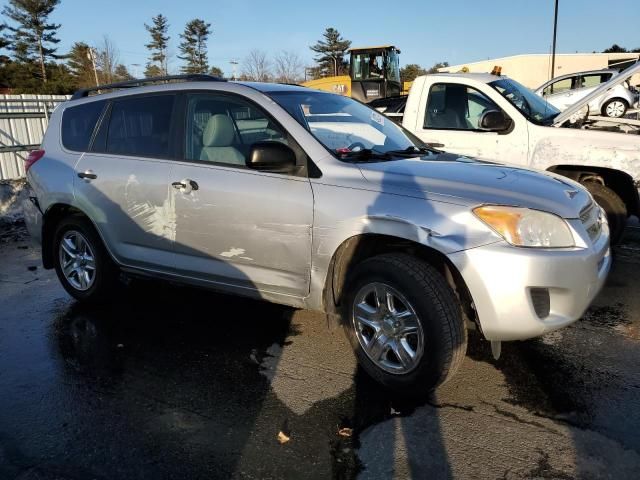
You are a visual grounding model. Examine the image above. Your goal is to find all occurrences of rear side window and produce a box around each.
[106,95,175,158]
[61,101,106,151]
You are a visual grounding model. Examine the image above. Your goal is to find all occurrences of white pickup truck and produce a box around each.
[379,62,640,243]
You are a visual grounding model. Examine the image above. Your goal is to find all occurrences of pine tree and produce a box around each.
[310,28,351,77]
[2,0,62,83]
[114,64,133,81]
[0,24,10,51]
[144,64,164,78]
[209,66,223,78]
[145,14,170,75]
[178,19,211,74]
[67,42,98,88]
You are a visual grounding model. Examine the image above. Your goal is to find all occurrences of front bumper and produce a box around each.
[447,229,611,341]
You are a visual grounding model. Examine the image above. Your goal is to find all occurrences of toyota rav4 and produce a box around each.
[23,75,611,392]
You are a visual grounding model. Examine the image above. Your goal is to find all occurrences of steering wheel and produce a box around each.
[347,142,367,152]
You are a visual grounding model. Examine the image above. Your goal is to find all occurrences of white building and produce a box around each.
[441,53,640,89]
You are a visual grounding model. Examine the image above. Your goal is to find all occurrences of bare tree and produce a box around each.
[274,50,303,83]
[242,49,271,82]
[95,35,120,84]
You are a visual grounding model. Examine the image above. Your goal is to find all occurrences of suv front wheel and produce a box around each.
[53,216,118,302]
[343,253,467,394]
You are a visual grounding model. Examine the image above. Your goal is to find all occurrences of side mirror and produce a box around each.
[479,110,512,132]
[247,141,297,172]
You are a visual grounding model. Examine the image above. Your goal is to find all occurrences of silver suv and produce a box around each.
[23,75,611,393]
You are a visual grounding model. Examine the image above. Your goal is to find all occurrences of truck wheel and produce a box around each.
[582,181,627,245]
[343,253,467,394]
[601,98,628,118]
[53,216,118,302]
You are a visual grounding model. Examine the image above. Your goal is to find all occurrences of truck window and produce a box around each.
[423,83,501,131]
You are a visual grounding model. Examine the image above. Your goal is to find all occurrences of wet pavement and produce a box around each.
[1,227,639,479]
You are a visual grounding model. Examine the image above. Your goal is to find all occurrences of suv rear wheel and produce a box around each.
[53,216,118,302]
[343,253,467,394]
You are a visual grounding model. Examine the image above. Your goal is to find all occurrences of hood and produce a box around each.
[553,61,640,126]
[358,153,592,219]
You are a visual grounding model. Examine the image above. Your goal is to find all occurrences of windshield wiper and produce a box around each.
[338,148,395,162]
[384,145,439,156]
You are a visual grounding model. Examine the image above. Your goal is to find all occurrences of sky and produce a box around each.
[1,0,638,77]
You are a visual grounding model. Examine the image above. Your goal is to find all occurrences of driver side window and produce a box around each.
[424,83,501,130]
[184,93,289,166]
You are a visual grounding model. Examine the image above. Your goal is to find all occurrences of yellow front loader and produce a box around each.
[302,46,402,103]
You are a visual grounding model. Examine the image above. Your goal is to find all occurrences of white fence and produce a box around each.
[0,94,69,180]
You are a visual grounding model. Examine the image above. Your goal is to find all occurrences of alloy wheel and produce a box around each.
[59,230,97,291]
[352,282,425,374]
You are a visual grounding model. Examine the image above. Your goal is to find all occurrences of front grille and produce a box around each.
[580,201,602,243]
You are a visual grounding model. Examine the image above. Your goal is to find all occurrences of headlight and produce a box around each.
[473,205,574,248]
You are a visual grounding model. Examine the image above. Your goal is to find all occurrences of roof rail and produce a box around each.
[70,74,226,100]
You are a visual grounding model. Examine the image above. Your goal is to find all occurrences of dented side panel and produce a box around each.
[304,159,501,311]
[169,161,314,298]
[73,153,177,271]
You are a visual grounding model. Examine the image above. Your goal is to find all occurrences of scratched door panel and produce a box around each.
[170,162,314,297]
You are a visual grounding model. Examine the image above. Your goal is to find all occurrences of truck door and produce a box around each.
[414,82,528,165]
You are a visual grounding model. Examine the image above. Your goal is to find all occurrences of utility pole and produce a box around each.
[229,60,238,80]
[131,63,141,79]
[550,0,559,80]
[87,48,100,86]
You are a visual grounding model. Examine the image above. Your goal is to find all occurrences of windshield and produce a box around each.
[268,91,426,159]
[490,78,560,125]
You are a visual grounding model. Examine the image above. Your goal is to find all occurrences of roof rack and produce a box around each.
[70,74,226,100]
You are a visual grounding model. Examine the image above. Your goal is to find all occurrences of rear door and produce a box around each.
[74,93,178,271]
[168,91,314,298]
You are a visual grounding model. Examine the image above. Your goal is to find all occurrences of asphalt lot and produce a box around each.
[1,225,639,479]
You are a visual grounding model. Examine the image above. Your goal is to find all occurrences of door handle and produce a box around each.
[172,179,199,193]
[77,170,97,180]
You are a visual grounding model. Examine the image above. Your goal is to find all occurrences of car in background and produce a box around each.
[534,69,639,118]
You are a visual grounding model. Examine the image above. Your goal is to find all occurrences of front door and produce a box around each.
[169,92,314,298]
[413,81,528,165]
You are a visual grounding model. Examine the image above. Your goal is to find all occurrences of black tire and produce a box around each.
[582,181,627,245]
[53,215,119,302]
[601,98,628,118]
[342,253,467,394]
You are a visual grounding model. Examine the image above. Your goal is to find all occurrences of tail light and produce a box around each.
[25,149,45,172]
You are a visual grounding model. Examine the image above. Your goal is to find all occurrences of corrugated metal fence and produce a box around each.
[0,94,69,180]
